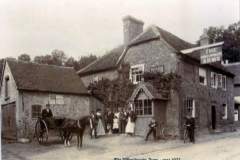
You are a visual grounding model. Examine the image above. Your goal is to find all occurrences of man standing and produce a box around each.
[105,108,114,134]
[145,118,158,141]
[89,111,97,138]
[119,108,127,133]
[189,117,195,143]
[185,116,195,143]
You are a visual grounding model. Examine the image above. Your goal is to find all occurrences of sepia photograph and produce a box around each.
[0,0,240,160]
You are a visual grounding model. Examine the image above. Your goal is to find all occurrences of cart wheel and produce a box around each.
[35,119,48,144]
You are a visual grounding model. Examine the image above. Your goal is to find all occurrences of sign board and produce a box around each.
[200,46,222,64]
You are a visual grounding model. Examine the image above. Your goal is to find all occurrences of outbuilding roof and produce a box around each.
[5,60,88,95]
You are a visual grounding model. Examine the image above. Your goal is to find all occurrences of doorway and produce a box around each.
[211,106,216,130]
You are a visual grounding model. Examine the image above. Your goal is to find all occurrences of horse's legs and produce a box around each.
[80,134,83,148]
[77,135,80,148]
[67,132,71,147]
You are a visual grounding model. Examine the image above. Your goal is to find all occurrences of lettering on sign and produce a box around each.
[200,46,222,64]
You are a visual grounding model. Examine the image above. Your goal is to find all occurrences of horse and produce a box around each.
[61,115,89,148]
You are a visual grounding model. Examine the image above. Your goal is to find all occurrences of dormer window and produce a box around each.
[5,75,9,100]
[130,64,144,84]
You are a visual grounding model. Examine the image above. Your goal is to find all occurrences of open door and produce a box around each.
[211,106,216,130]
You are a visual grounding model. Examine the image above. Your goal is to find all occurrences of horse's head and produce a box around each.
[79,115,90,127]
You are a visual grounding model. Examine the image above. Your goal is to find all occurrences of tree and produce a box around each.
[51,49,67,66]
[65,57,80,70]
[204,22,240,63]
[18,53,31,62]
[34,55,53,65]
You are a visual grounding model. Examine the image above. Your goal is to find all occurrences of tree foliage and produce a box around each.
[18,53,31,62]
[88,64,134,111]
[205,22,240,63]
[31,50,97,70]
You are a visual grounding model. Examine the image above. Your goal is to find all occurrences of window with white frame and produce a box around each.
[210,72,227,90]
[150,65,164,73]
[134,99,152,115]
[49,94,64,105]
[199,68,207,85]
[211,72,217,88]
[184,98,195,118]
[130,64,144,84]
[222,104,228,119]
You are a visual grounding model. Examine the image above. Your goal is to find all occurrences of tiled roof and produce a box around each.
[7,60,88,94]
[78,26,195,75]
[78,45,125,75]
[129,82,169,101]
[156,27,194,51]
[77,25,232,76]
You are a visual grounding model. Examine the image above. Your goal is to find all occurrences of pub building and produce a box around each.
[78,15,235,137]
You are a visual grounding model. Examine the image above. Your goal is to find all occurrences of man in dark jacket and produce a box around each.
[89,111,97,138]
[119,108,128,133]
[185,116,195,143]
[41,104,53,128]
[145,118,158,141]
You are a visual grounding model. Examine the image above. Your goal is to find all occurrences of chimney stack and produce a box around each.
[199,28,209,46]
[123,15,144,45]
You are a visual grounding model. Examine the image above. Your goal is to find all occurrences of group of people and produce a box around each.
[41,104,195,143]
[89,107,137,138]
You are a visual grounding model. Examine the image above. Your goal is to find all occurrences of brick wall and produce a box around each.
[124,39,178,73]
[177,58,235,135]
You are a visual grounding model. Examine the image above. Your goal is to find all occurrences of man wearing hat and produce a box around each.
[42,104,54,128]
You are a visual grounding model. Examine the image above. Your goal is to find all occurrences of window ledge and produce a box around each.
[4,97,10,101]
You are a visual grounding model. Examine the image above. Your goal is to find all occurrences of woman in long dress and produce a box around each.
[125,110,137,136]
[96,109,106,137]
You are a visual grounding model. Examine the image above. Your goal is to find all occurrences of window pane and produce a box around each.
[32,105,42,118]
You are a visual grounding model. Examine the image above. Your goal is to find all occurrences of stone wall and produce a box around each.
[17,91,102,139]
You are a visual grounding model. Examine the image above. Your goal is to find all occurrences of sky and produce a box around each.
[0,0,239,59]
